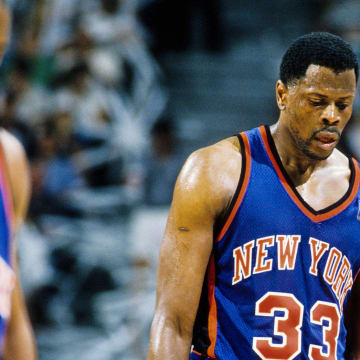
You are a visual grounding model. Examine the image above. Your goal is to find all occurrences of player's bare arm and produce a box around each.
[0,131,37,360]
[147,137,242,360]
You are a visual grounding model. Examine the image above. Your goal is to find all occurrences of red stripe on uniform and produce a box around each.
[0,141,14,239]
[207,255,217,358]
[216,132,251,242]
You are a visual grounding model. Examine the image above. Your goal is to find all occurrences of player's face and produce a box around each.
[283,64,356,160]
[0,4,10,64]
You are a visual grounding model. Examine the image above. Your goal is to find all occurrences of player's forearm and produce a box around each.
[3,320,37,360]
[3,284,38,360]
[147,314,192,360]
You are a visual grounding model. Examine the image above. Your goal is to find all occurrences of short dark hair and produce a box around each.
[280,32,359,86]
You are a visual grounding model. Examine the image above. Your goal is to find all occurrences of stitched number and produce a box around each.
[309,301,340,360]
[253,292,304,360]
[252,292,341,360]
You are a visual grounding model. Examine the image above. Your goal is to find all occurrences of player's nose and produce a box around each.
[320,103,340,126]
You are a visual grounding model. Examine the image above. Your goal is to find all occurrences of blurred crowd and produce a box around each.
[3,0,175,215]
[0,0,184,358]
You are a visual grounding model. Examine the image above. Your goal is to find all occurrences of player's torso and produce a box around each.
[191,126,360,360]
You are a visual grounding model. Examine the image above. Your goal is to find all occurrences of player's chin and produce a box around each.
[303,145,334,161]
[312,139,339,159]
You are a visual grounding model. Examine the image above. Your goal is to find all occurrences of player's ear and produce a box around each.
[276,80,288,111]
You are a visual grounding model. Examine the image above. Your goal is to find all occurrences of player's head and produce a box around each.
[280,32,359,86]
[276,32,358,161]
[0,0,10,64]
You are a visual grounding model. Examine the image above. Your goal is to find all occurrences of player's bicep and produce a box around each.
[156,210,213,328]
[154,151,222,335]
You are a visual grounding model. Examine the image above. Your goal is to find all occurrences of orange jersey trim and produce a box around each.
[216,132,251,242]
[0,141,14,238]
[191,349,216,359]
[259,125,360,223]
[354,266,360,282]
[191,349,204,356]
[207,255,217,358]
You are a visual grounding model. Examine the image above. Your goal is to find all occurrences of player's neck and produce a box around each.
[269,122,325,187]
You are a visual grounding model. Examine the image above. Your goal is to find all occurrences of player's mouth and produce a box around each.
[313,132,338,151]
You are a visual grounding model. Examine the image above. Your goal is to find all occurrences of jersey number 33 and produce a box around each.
[252,291,340,360]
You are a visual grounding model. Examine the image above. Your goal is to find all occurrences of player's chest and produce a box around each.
[295,170,349,212]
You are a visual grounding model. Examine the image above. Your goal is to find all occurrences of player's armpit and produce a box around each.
[147,143,242,360]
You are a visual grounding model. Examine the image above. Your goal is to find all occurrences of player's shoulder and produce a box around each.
[0,129,28,177]
[317,148,354,194]
[0,129,26,157]
[175,136,242,216]
[328,148,353,172]
[181,135,241,179]
[186,135,242,171]
[334,147,360,169]
[0,129,30,229]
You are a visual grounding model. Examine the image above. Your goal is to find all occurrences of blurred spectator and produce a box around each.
[37,0,93,55]
[30,118,84,217]
[0,90,36,156]
[143,118,183,206]
[5,57,48,126]
[54,62,115,146]
[81,0,139,46]
[80,0,164,126]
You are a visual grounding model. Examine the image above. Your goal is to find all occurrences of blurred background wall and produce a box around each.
[2,0,360,358]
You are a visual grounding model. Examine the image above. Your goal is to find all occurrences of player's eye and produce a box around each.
[309,100,326,107]
[336,103,348,111]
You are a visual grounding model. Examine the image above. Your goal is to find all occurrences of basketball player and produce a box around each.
[0,1,37,359]
[147,32,360,359]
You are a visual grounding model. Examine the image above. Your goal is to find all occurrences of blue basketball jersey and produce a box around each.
[0,141,15,355]
[190,125,360,360]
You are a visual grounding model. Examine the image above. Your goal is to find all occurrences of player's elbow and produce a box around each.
[152,308,193,339]
[148,309,193,359]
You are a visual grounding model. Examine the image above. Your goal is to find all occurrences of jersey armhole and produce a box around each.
[214,132,251,242]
